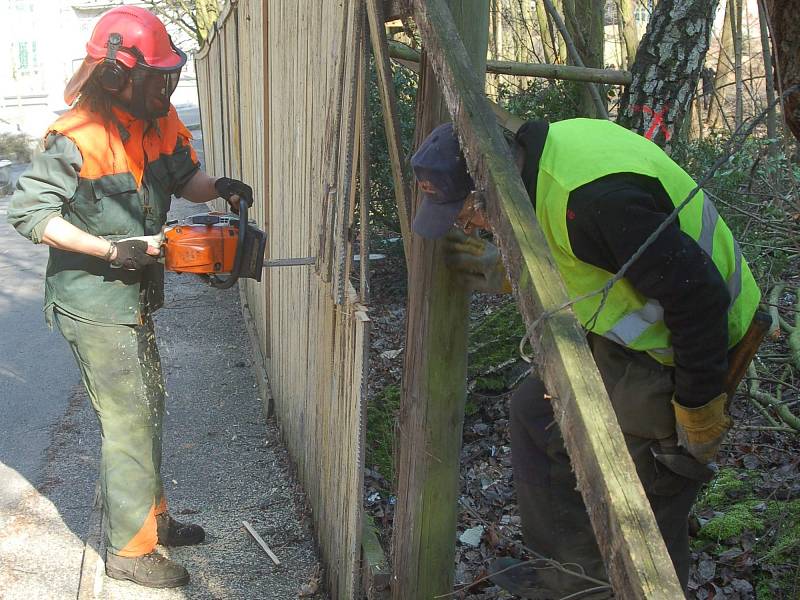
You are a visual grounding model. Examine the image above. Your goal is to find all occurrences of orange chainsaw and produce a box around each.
[156,200,312,289]
[162,209,265,288]
[153,202,316,289]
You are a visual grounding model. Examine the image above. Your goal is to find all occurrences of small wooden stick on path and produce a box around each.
[242,520,281,565]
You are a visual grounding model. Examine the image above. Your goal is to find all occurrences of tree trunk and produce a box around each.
[707,0,736,130]
[554,0,568,62]
[509,0,537,64]
[562,0,606,116]
[732,0,744,130]
[757,0,777,147]
[489,0,503,93]
[535,0,556,63]
[617,0,719,153]
[615,0,639,69]
[763,0,800,143]
[489,0,539,92]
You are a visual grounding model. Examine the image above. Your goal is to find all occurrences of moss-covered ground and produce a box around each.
[693,467,800,598]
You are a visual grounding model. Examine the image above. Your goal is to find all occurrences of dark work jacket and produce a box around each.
[515,120,734,407]
[8,105,199,325]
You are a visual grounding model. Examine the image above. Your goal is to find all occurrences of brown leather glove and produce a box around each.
[443,229,512,294]
[672,393,731,464]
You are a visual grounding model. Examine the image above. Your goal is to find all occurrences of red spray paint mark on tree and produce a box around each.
[631,104,672,141]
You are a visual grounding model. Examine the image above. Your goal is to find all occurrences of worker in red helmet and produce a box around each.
[7,6,251,589]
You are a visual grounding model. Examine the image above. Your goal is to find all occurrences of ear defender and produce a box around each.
[97,32,128,93]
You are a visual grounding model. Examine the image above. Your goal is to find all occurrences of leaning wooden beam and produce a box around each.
[366,0,413,266]
[388,39,632,85]
[409,0,684,598]
[390,1,489,598]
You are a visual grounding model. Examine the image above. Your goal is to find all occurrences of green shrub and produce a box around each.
[366,59,418,235]
[366,384,401,486]
[0,132,34,162]
[673,132,800,280]
[495,78,583,123]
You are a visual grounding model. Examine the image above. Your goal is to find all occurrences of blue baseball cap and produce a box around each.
[411,122,474,239]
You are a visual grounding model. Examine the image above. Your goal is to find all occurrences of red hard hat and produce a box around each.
[86,6,186,70]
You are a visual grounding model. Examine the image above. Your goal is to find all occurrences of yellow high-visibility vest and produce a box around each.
[534,119,759,364]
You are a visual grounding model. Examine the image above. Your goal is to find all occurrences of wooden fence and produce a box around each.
[195,2,370,598]
[195,0,685,598]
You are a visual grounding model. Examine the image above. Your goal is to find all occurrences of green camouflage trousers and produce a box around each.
[511,334,703,597]
[54,308,166,556]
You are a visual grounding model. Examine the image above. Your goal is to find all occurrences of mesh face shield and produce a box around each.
[127,63,182,120]
[125,38,185,120]
[165,69,181,97]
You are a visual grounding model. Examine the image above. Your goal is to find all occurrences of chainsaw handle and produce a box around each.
[209,198,247,289]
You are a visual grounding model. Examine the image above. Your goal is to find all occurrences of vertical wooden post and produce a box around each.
[390,2,489,598]
[404,0,686,595]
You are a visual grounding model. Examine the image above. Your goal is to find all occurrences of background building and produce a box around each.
[0,0,198,137]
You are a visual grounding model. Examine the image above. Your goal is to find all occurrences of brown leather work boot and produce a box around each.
[156,512,205,546]
[105,550,189,588]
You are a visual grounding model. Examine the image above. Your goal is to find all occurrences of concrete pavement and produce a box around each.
[0,183,84,598]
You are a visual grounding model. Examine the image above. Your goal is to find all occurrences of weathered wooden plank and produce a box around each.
[258,0,270,361]
[408,0,683,598]
[361,515,390,599]
[332,0,364,305]
[390,2,488,598]
[359,65,371,304]
[211,38,226,180]
[365,0,413,265]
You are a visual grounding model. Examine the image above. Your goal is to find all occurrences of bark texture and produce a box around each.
[615,0,639,69]
[763,0,800,142]
[707,0,736,129]
[618,0,719,152]
[563,0,606,116]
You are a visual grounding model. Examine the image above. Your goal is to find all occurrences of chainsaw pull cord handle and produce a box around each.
[209,198,247,289]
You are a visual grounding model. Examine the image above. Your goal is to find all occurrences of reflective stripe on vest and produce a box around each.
[600,193,746,355]
[532,119,760,364]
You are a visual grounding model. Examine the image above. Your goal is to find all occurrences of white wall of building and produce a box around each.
[1,0,198,137]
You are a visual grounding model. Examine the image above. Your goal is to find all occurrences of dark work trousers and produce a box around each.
[510,334,703,597]
[54,308,167,557]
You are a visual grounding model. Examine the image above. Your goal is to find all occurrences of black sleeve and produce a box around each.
[566,174,729,407]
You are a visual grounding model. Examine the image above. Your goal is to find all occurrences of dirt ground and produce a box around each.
[362,234,800,600]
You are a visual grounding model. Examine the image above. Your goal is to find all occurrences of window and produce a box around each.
[13,40,39,77]
[13,1,35,13]
[634,0,654,26]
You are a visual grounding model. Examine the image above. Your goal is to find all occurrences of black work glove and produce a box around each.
[214,177,253,214]
[110,240,159,271]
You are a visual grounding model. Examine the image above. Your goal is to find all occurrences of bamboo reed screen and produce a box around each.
[195,2,369,597]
